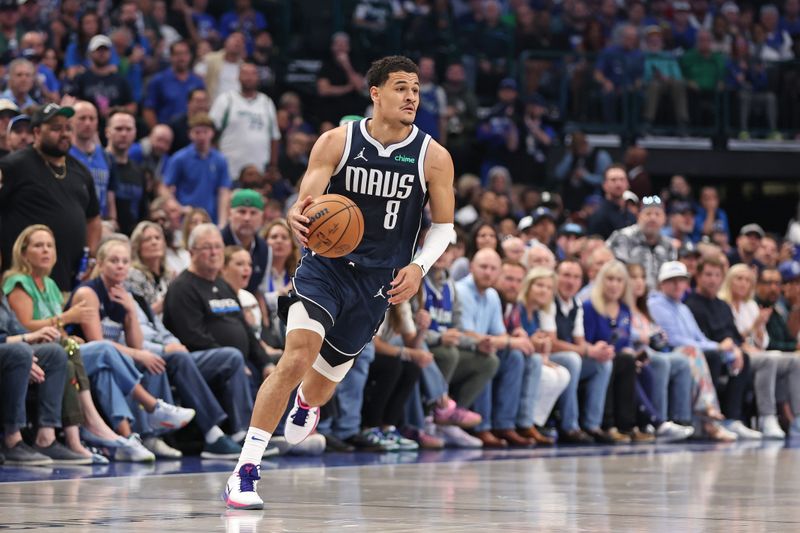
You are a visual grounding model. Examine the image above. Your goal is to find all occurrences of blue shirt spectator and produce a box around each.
[648,290,719,351]
[455,274,506,336]
[582,299,633,353]
[218,1,267,54]
[595,42,644,89]
[143,42,205,126]
[69,144,114,218]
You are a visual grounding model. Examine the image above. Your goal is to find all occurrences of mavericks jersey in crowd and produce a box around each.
[328,118,430,270]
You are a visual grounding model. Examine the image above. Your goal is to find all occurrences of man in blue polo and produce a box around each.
[163,113,232,226]
[142,40,205,129]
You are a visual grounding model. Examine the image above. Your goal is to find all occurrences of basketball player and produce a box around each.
[224,56,456,509]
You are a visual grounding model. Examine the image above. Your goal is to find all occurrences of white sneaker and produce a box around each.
[149,399,195,430]
[759,415,786,440]
[223,464,264,510]
[114,434,156,462]
[284,394,319,445]
[656,421,694,443]
[437,425,483,448]
[723,420,763,440]
[142,437,183,459]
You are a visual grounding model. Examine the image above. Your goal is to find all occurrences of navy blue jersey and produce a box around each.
[327,118,430,269]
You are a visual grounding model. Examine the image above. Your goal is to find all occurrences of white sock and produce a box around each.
[204,425,225,445]
[235,427,271,472]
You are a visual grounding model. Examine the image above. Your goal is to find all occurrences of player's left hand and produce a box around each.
[387,264,423,305]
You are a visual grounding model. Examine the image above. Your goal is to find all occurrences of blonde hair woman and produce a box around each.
[260,219,300,314]
[719,264,769,349]
[515,267,570,444]
[127,221,175,316]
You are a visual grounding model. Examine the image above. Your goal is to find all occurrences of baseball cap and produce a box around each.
[88,34,113,53]
[678,241,701,258]
[622,190,639,204]
[739,223,765,238]
[531,206,556,225]
[669,200,695,215]
[779,260,800,283]
[559,222,585,237]
[658,261,690,283]
[7,114,30,135]
[0,99,19,115]
[518,215,534,232]
[499,78,518,91]
[30,103,75,127]
[230,189,265,210]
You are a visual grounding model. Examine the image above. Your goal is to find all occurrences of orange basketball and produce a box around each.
[303,194,365,258]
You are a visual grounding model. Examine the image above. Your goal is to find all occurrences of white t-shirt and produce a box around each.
[217,61,241,99]
[209,90,281,179]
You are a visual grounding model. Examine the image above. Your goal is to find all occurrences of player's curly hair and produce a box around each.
[366,55,419,89]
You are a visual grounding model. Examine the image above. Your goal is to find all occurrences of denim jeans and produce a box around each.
[549,351,612,431]
[0,342,66,433]
[648,351,693,422]
[317,341,375,441]
[405,349,450,430]
[82,341,146,431]
[515,353,543,428]
[188,347,252,433]
[472,349,524,431]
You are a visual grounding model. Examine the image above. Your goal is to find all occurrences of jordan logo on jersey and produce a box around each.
[353,147,368,162]
[374,286,386,299]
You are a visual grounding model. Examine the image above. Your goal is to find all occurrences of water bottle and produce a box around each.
[75,247,90,285]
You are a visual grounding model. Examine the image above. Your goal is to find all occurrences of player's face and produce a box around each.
[375,71,419,126]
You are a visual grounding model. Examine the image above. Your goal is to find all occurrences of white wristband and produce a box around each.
[412,223,455,276]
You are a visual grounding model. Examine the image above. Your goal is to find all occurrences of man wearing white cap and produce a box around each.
[68,35,135,118]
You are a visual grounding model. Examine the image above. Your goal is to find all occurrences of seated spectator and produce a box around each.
[607,195,676,289]
[0,315,73,465]
[755,235,780,269]
[450,222,503,281]
[168,88,211,156]
[3,225,157,462]
[628,263,695,442]
[720,264,800,439]
[363,302,430,451]
[648,261,749,440]
[641,25,689,135]
[149,196,190,275]
[680,29,726,125]
[515,267,571,444]
[662,200,696,248]
[69,237,197,457]
[0,59,38,109]
[164,223,268,386]
[556,223,586,261]
[549,260,614,444]
[728,223,765,268]
[576,245,615,303]
[164,113,232,226]
[583,260,648,443]
[525,241,557,271]
[222,189,272,304]
[587,165,636,240]
[693,186,730,243]
[553,131,612,214]
[594,24,643,124]
[261,219,299,317]
[779,261,800,338]
[182,207,212,250]
[760,4,795,60]
[457,249,532,448]
[726,36,780,140]
[127,221,175,316]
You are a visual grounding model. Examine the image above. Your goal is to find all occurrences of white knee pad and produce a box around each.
[311,354,354,383]
[286,301,326,339]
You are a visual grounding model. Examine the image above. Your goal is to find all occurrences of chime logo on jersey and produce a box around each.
[344,166,414,199]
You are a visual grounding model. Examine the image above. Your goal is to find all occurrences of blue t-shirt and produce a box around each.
[193,12,218,40]
[163,144,231,222]
[64,41,121,70]
[218,10,267,53]
[143,68,205,124]
[582,300,632,353]
[37,64,60,93]
[69,144,114,218]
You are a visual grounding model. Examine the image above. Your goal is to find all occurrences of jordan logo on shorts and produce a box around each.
[353,147,368,162]
[374,285,386,299]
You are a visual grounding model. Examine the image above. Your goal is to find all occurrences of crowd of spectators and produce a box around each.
[0,0,799,466]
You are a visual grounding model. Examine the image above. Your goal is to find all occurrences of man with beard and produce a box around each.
[106,109,146,235]
[69,101,114,219]
[68,35,135,119]
[143,40,205,129]
[0,103,101,290]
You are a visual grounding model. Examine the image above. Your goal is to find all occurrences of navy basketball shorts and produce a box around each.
[279,251,394,382]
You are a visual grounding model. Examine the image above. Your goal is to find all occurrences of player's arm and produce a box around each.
[388,141,455,304]
[286,126,347,246]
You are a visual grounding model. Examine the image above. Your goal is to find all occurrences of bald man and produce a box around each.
[455,249,535,448]
[129,123,173,185]
[69,100,115,219]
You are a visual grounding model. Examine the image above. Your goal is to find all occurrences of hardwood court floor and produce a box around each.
[0,441,798,532]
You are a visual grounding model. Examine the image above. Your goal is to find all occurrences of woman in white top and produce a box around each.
[260,219,300,315]
[720,263,800,438]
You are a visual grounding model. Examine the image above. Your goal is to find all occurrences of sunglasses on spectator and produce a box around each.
[641,196,663,207]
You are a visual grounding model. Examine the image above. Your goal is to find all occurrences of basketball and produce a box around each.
[303,194,365,258]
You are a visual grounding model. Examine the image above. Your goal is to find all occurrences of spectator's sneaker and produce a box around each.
[223,464,263,510]
[759,415,786,440]
[381,426,419,451]
[437,425,483,449]
[656,421,694,443]
[433,399,482,429]
[723,420,763,440]
[347,428,399,452]
[284,394,319,445]
[201,436,242,459]
[33,441,92,465]
[401,427,444,450]
[142,437,182,459]
[114,434,156,462]
[149,399,195,430]
[4,441,53,466]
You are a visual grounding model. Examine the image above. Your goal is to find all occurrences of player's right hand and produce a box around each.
[288,195,314,246]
